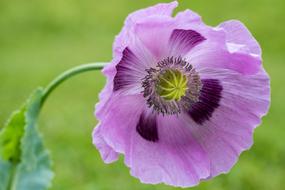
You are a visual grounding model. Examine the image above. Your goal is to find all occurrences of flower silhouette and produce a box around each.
[93,1,270,187]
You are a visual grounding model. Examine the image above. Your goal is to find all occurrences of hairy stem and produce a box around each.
[41,63,107,105]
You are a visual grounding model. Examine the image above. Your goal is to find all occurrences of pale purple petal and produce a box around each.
[96,1,179,127]
[113,47,146,94]
[124,114,210,187]
[95,61,116,118]
[178,19,262,75]
[97,94,145,154]
[93,125,119,164]
[188,79,222,124]
[174,9,201,25]
[187,67,270,176]
[125,1,178,27]
[218,20,261,55]
[168,29,206,56]
[187,35,262,75]
[136,111,158,142]
[113,1,178,60]
[134,16,176,59]
[95,96,211,187]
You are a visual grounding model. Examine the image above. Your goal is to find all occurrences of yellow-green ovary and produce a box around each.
[156,69,188,101]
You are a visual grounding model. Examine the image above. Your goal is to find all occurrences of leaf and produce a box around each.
[0,108,26,163]
[0,105,27,190]
[0,88,53,190]
[0,159,12,190]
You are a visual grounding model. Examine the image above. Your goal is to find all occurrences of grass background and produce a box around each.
[0,0,284,189]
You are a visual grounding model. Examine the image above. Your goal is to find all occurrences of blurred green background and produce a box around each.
[0,0,284,189]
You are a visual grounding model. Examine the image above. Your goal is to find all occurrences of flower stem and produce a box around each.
[41,63,107,105]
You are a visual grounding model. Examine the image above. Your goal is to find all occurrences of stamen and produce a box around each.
[142,57,202,115]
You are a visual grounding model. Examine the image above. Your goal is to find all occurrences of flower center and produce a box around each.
[142,57,202,115]
[156,69,188,101]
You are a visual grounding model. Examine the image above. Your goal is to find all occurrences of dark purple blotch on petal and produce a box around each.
[113,47,140,91]
[169,29,206,55]
[188,79,223,125]
[136,112,159,142]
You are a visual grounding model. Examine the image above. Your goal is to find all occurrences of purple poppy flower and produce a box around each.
[93,1,270,187]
